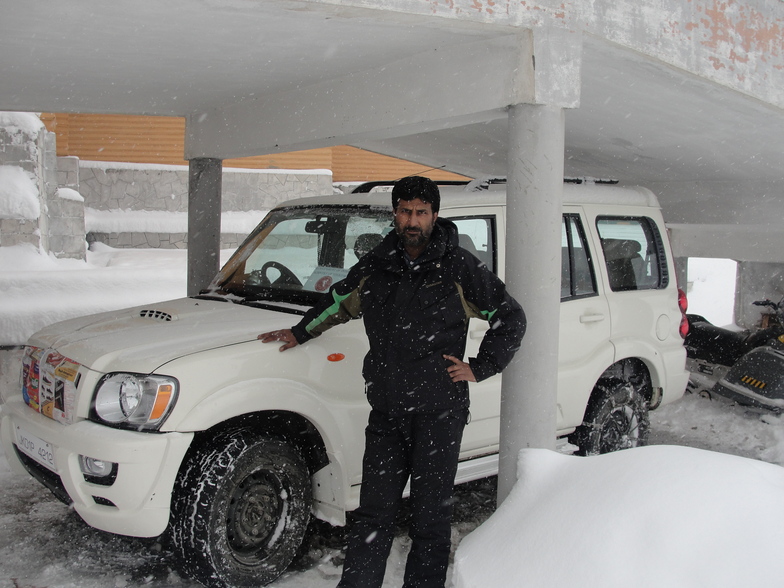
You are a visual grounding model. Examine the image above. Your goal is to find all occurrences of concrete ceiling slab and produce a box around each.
[355,37,784,183]
[0,0,502,115]
[2,0,783,238]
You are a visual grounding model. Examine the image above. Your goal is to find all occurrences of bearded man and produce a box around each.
[259,175,525,588]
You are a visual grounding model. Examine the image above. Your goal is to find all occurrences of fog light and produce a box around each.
[80,455,112,476]
[79,455,118,485]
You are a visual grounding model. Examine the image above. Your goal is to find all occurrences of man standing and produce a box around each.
[259,176,525,588]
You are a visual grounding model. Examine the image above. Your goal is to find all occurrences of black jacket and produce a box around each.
[291,217,526,415]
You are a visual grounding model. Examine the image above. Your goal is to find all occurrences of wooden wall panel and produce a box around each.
[331,145,466,182]
[226,149,334,172]
[43,113,186,164]
[41,114,468,182]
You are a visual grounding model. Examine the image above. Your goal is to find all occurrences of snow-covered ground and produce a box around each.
[1,245,783,587]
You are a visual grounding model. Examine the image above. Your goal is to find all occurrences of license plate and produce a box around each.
[15,425,56,473]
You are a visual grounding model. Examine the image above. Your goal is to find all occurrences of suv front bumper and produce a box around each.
[1,393,193,538]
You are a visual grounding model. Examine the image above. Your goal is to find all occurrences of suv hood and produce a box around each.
[27,297,303,374]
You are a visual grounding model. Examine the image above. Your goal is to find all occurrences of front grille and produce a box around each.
[14,446,72,505]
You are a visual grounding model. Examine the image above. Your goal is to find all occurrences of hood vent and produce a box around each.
[139,309,174,322]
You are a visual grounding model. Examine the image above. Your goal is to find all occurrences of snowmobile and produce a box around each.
[685,297,784,411]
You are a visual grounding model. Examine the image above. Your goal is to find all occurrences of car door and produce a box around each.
[591,210,684,396]
[556,208,613,432]
[443,208,505,456]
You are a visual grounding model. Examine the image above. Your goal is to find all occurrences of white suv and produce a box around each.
[1,180,689,587]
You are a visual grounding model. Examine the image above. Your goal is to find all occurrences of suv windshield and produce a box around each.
[206,204,393,305]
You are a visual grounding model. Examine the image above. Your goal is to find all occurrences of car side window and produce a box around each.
[562,214,597,300]
[344,216,390,268]
[453,216,496,274]
[596,216,669,291]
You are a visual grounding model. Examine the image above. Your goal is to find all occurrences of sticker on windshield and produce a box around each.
[316,275,334,292]
[305,267,350,292]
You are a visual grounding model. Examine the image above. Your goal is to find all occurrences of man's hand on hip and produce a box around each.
[444,355,476,383]
[258,329,299,352]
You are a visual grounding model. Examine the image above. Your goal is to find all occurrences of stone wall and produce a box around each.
[79,162,332,212]
[80,162,333,249]
[47,154,86,258]
[88,230,191,250]
[0,116,86,259]
[48,188,87,257]
[2,113,333,255]
[0,115,46,251]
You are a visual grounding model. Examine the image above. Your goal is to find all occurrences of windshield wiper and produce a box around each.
[238,298,308,315]
[195,286,315,310]
[246,287,322,306]
[193,293,232,302]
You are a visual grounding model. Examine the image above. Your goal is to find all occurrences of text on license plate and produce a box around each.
[15,425,56,473]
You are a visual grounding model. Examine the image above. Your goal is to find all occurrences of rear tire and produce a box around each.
[170,431,311,587]
[570,378,650,456]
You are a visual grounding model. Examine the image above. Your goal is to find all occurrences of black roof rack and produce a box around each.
[351,176,619,194]
[564,177,619,185]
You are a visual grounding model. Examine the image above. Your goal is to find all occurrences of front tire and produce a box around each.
[170,431,311,587]
[570,378,650,456]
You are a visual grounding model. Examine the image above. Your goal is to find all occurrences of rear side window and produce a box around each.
[453,216,496,274]
[562,214,597,300]
[597,216,669,291]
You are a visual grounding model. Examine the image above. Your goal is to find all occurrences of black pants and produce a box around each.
[337,408,468,588]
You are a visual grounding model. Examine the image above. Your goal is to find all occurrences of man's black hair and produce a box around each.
[391,176,441,213]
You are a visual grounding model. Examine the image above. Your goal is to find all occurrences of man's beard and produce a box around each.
[396,222,434,250]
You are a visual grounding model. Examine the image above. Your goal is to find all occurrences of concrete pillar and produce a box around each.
[187,158,223,296]
[498,103,565,504]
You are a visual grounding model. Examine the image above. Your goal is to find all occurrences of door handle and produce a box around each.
[579,313,606,323]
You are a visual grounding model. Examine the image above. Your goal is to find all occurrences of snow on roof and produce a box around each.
[56,187,84,202]
[0,111,44,137]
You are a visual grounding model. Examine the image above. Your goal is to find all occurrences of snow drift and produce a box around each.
[453,445,784,588]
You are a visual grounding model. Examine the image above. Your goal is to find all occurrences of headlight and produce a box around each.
[93,373,179,431]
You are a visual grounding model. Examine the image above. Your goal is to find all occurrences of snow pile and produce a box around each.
[0,243,191,345]
[56,187,84,202]
[454,445,784,588]
[0,165,40,219]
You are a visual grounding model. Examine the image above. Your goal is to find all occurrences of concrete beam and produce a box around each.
[374,0,784,111]
[531,26,582,107]
[185,34,536,160]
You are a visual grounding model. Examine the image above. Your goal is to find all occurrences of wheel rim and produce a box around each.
[226,471,285,564]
